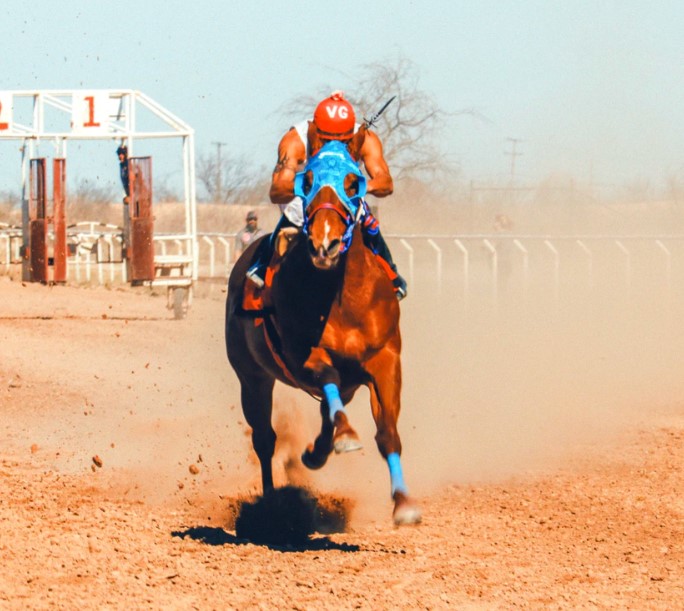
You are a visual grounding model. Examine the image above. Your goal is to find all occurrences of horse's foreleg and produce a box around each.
[366,349,421,525]
[301,384,362,470]
[303,349,362,463]
[239,375,276,492]
[301,397,334,470]
[324,383,362,454]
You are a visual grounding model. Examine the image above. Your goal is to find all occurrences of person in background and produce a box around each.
[117,144,130,204]
[116,144,131,260]
[234,210,267,261]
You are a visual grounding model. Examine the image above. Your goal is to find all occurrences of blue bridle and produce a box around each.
[294,141,367,252]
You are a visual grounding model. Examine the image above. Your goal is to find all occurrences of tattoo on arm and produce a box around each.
[274,154,297,174]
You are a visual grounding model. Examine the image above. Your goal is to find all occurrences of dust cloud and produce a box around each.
[3,198,684,528]
[263,203,684,522]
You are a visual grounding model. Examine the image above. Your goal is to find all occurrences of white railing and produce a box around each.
[383,233,684,311]
[3,231,684,303]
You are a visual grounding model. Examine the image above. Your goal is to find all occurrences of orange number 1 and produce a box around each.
[83,96,100,127]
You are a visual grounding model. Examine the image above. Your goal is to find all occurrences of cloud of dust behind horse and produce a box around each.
[384,199,684,495]
[241,198,684,522]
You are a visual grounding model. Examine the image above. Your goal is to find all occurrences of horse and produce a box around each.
[225,131,421,526]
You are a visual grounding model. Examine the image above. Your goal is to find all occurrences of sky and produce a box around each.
[1,0,683,196]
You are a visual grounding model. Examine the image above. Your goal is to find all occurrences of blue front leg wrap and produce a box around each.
[387,452,408,496]
[323,383,345,424]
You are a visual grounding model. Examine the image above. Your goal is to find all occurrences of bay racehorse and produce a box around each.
[225,133,421,525]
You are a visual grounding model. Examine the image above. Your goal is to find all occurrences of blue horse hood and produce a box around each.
[294,140,367,216]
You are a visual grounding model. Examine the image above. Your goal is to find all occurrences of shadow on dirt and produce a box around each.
[172,486,359,552]
[171,526,360,553]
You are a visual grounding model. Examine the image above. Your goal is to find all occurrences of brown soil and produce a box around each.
[1,276,684,609]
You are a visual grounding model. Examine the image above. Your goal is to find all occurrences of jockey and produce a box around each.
[246,91,408,300]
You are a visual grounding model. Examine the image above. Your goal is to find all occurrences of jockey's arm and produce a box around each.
[360,130,393,198]
[269,129,307,204]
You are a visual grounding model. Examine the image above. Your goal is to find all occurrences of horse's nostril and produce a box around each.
[327,240,341,257]
[307,239,317,256]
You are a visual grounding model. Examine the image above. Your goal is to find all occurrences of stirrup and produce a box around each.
[393,275,407,301]
[246,267,265,289]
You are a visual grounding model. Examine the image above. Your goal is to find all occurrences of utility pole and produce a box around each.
[504,138,523,186]
[212,141,227,203]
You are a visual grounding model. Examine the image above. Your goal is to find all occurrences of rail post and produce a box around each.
[575,240,593,288]
[202,235,215,278]
[483,239,497,303]
[427,239,442,294]
[399,239,414,287]
[513,239,529,296]
[614,240,631,291]
[544,239,560,306]
[217,236,231,275]
[454,239,469,312]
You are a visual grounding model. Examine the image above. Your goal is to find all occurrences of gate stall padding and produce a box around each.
[25,158,68,283]
[28,159,48,283]
[127,156,155,282]
[52,158,67,283]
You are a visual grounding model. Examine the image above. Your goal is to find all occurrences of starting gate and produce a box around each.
[0,89,197,310]
[25,158,67,283]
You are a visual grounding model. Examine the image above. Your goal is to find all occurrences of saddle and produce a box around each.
[240,227,300,322]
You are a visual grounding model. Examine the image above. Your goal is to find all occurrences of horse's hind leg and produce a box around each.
[366,349,421,525]
[238,372,276,492]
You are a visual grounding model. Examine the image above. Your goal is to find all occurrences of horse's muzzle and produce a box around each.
[308,238,341,270]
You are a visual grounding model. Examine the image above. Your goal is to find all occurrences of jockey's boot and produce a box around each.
[362,224,408,301]
[246,214,294,288]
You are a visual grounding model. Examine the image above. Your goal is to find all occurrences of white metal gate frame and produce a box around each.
[0,89,198,281]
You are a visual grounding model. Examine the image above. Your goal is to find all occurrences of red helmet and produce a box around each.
[313,91,356,140]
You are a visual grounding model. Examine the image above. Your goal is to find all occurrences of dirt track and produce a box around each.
[2,276,684,609]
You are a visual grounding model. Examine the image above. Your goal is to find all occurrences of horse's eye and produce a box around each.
[302,171,313,196]
[344,173,359,198]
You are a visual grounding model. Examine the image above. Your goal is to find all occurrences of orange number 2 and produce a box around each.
[0,100,8,130]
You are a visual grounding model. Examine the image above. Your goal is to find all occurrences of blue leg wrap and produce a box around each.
[387,452,408,496]
[323,383,345,424]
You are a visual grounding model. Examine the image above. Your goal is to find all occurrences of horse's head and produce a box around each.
[294,135,367,270]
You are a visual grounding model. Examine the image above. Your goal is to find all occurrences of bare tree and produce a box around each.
[0,188,20,209]
[196,150,268,204]
[70,178,116,206]
[278,55,476,182]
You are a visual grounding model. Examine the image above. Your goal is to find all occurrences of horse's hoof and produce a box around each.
[392,493,422,526]
[301,447,328,470]
[333,436,363,454]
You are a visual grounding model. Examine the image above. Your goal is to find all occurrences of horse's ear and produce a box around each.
[346,125,367,161]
